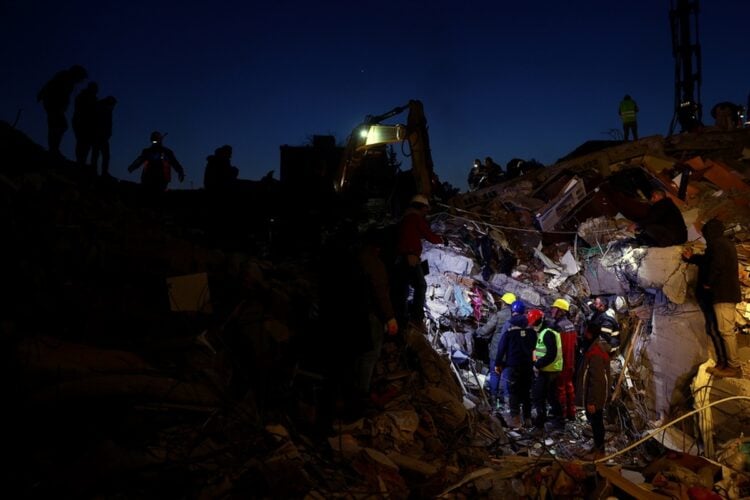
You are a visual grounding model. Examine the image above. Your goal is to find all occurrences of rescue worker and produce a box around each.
[549,298,578,421]
[529,309,563,430]
[72,81,98,165]
[90,96,117,177]
[618,94,639,141]
[627,188,687,247]
[483,156,504,186]
[127,131,185,193]
[204,145,239,192]
[393,194,444,326]
[587,296,620,352]
[577,323,611,460]
[467,158,484,191]
[354,228,398,401]
[682,219,743,378]
[37,64,88,156]
[494,300,536,429]
[474,291,516,411]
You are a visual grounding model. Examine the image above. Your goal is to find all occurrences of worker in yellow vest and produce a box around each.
[619,95,639,141]
[529,309,564,430]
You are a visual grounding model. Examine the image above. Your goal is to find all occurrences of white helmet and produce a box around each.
[411,194,430,208]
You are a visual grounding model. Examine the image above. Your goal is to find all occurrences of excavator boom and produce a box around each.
[335,99,434,198]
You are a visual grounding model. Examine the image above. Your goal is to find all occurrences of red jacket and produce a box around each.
[397,209,442,257]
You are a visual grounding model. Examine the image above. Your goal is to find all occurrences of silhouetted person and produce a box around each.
[91,96,117,177]
[505,158,525,180]
[710,102,741,130]
[37,64,88,156]
[627,188,687,247]
[467,158,483,191]
[618,94,639,141]
[203,145,239,192]
[127,131,185,192]
[484,156,504,185]
[682,219,743,379]
[72,81,98,164]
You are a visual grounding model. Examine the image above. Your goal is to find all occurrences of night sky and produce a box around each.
[2,1,749,190]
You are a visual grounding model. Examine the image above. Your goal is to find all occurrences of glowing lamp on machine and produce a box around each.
[361,124,405,147]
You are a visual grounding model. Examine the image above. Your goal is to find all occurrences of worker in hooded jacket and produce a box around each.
[682,218,743,378]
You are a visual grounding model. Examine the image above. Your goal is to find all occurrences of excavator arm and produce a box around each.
[335,99,434,198]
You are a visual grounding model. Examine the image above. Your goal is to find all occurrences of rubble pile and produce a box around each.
[2,120,750,498]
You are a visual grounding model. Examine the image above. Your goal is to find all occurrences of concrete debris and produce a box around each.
[3,121,750,498]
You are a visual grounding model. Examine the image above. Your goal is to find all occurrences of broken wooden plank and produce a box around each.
[596,464,672,500]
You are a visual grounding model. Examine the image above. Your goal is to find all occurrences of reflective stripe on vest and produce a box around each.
[620,101,637,123]
[534,327,563,372]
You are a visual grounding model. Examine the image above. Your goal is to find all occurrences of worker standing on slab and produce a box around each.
[37,64,88,157]
[618,94,639,141]
[682,219,743,378]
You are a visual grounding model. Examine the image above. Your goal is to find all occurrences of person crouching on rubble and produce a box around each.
[494,300,536,428]
[577,323,611,460]
[682,218,743,379]
[475,292,516,411]
[393,194,445,327]
[529,308,564,431]
[626,188,687,247]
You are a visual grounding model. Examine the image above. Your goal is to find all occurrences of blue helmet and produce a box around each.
[511,300,526,314]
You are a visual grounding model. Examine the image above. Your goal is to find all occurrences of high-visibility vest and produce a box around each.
[619,100,638,123]
[534,327,563,372]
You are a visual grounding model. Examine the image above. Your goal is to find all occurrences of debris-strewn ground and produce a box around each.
[2,121,749,498]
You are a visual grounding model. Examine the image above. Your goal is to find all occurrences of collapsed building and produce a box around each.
[1,120,749,498]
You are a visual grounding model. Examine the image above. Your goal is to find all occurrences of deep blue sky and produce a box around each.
[2,1,749,190]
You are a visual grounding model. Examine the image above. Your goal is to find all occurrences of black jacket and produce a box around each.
[685,219,741,304]
[637,197,687,246]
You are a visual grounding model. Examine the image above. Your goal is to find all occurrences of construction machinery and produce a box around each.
[334,99,434,199]
[669,0,702,134]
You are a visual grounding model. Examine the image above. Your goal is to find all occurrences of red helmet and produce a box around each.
[527,308,544,327]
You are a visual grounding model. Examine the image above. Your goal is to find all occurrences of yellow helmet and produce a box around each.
[501,292,516,305]
[552,298,570,311]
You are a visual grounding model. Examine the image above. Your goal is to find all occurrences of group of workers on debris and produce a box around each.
[467,156,542,191]
[37,65,117,176]
[475,292,618,459]
[37,64,240,193]
[345,181,742,458]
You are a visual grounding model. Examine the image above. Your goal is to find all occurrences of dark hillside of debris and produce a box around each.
[2,121,750,498]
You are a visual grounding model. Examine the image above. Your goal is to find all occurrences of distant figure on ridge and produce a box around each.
[203,145,239,192]
[72,81,98,165]
[618,94,639,141]
[467,158,484,191]
[127,131,185,192]
[483,156,505,185]
[91,96,117,178]
[37,64,88,156]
